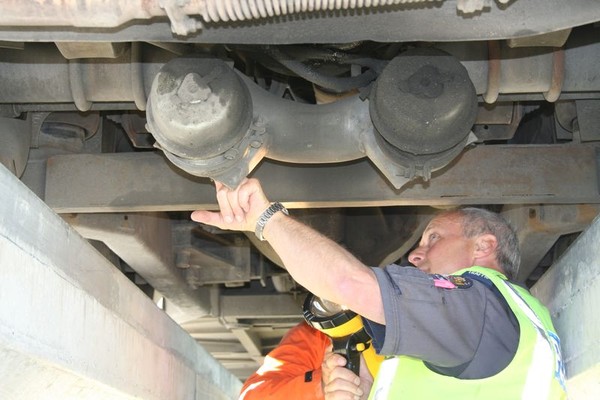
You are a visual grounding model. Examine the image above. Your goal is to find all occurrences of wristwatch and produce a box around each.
[255,202,289,241]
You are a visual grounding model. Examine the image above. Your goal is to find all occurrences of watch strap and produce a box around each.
[255,202,289,241]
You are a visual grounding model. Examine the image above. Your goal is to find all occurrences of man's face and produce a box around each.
[408,213,477,275]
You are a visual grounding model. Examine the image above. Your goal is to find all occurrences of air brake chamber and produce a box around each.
[146,48,477,189]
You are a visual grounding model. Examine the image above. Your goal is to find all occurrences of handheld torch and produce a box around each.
[303,293,383,377]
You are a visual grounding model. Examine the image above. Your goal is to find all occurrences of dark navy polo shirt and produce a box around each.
[363,265,519,379]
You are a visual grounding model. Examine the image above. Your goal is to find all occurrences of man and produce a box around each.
[192,178,566,399]
[239,321,330,400]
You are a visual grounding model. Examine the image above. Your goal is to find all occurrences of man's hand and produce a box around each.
[322,346,373,400]
[191,178,271,233]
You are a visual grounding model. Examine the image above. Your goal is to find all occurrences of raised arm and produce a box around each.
[191,178,385,324]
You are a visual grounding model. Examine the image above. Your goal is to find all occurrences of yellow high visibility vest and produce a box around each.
[369,267,567,400]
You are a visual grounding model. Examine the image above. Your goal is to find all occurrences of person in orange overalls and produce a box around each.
[239,321,331,400]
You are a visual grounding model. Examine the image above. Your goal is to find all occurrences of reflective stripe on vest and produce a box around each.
[499,278,566,399]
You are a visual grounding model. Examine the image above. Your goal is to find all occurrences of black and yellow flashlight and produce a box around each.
[303,293,383,377]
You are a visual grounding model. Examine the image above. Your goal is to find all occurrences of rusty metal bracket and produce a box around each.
[158,0,202,36]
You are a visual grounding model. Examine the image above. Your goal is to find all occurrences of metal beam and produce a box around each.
[502,204,600,282]
[45,144,600,213]
[0,164,241,399]
[63,212,213,322]
[231,329,264,361]
[220,294,303,322]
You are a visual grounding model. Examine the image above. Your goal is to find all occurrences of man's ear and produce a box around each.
[474,234,498,258]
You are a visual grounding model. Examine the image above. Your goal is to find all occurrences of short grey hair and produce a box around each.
[444,207,520,280]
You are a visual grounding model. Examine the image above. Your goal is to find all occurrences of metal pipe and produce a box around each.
[0,0,196,28]
[68,59,92,112]
[483,41,501,104]
[0,43,175,109]
[241,73,368,163]
[130,42,148,111]
[544,48,565,102]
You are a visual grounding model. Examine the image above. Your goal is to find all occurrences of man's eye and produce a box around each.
[429,233,439,241]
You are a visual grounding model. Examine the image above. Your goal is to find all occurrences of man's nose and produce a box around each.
[408,247,424,265]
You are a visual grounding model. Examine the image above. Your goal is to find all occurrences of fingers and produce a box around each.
[357,353,374,400]
[323,350,347,372]
[235,178,254,213]
[221,178,271,224]
[322,352,363,400]
[215,181,235,224]
[190,210,222,226]
[193,178,271,233]
[326,364,361,388]
[225,178,250,222]
[321,346,338,384]
[323,369,364,400]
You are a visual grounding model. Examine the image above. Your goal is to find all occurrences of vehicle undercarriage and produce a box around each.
[1,0,599,379]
